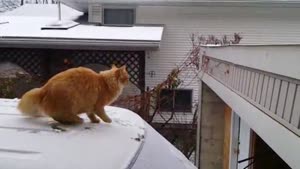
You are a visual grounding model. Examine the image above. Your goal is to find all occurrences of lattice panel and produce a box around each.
[0,48,145,91]
[0,48,45,76]
[69,50,145,90]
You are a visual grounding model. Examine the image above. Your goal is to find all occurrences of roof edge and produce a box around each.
[87,0,300,7]
[0,38,160,50]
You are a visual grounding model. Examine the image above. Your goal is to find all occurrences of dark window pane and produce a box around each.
[159,89,174,111]
[104,9,134,25]
[159,89,192,112]
[174,90,192,112]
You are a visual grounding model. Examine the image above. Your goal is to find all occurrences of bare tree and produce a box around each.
[113,33,242,159]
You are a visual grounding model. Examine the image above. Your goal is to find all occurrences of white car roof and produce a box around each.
[0,98,196,169]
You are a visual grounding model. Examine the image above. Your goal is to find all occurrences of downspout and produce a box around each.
[195,64,203,168]
[58,1,62,21]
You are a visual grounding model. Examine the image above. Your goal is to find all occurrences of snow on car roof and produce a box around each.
[0,98,145,169]
[0,98,197,169]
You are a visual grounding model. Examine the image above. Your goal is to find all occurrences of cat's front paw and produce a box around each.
[103,118,112,123]
[91,118,100,123]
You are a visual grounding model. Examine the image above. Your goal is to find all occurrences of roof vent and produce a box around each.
[41,20,79,30]
[41,1,79,30]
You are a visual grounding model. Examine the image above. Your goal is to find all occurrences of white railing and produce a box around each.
[205,56,300,136]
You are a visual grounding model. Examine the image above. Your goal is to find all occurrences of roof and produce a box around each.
[0,4,164,50]
[0,98,197,169]
[62,0,300,12]
[0,0,19,13]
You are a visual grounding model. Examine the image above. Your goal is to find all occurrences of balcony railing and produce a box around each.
[205,56,300,136]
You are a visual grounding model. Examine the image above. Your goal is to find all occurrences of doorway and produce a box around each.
[249,132,291,169]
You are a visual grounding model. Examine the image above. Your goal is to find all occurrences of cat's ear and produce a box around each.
[120,65,126,70]
[111,64,117,69]
[115,65,126,76]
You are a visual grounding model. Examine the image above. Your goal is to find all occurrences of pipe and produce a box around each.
[58,1,61,21]
[195,68,202,168]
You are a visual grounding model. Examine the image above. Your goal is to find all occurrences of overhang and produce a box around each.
[61,0,300,13]
[0,18,163,50]
[0,5,164,50]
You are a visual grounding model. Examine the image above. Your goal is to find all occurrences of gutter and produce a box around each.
[0,37,160,50]
[87,1,300,8]
[200,43,300,48]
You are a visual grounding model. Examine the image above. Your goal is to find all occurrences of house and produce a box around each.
[190,2,300,169]
[198,45,300,169]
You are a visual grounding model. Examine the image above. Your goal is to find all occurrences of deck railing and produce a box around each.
[205,56,300,136]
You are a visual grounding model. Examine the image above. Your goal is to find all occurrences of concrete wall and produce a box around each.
[199,83,225,169]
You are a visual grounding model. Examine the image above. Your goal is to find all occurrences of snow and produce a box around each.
[0,98,146,169]
[132,123,198,169]
[2,4,82,19]
[0,98,197,169]
[0,4,164,42]
[200,44,225,47]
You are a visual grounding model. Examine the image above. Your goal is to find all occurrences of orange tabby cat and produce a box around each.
[18,65,129,124]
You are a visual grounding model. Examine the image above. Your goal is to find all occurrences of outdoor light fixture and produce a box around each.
[148,71,156,78]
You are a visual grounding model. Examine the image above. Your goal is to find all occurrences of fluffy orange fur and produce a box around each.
[18,65,129,124]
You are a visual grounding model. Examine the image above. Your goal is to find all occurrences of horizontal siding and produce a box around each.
[138,6,300,45]
[138,7,201,123]
[137,5,300,123]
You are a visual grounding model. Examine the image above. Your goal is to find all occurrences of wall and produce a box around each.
[136,5,300,123]
[199,83,225,169]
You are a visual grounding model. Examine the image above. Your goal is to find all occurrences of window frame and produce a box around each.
[159,89,193,113]
[102,6,136,26]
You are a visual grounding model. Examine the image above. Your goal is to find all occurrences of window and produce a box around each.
[159,89,193,112]
[103,8,135,25]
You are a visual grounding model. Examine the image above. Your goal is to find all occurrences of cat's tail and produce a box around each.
[18,88,44,117]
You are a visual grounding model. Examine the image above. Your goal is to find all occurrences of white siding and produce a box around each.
[135,6,300,123]
[137,7,201,123]
[137,6,300,46]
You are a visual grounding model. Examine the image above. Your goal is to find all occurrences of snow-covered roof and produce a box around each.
[0,4,164,49]
[0,98,197,169]
[0,0,19,13]
[3,3,81,19]
[62,0,300,13]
